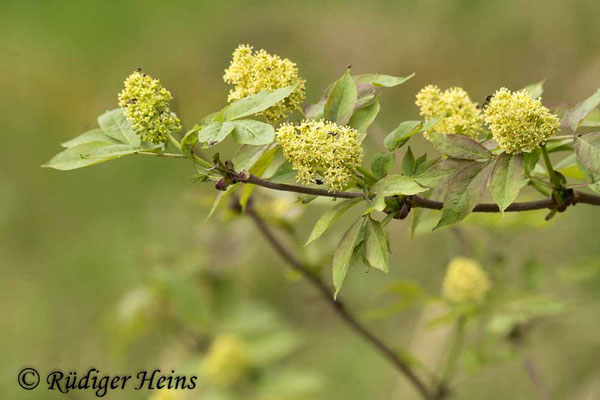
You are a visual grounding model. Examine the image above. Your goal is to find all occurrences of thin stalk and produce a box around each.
[135,151,187,159]
[441,316,466,385]
[540,145,562,189]
[357,166,379,184]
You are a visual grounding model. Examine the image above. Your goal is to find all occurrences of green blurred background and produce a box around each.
[3,1,600,399]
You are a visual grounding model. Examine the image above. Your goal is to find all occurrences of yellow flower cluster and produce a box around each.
[118,70,182,144]
[223,44,306,123]
[276,120,363,191]
[148,389,182,400]
[202,334,251,387]
[442,257,491,303]
[415,85,483,139]
[483,88,559,154]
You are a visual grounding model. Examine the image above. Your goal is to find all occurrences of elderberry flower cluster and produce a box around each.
[442,257,491,303]
[415,85,483,139]
[276,120,363,191]
[483,88,559,154]
[202,334,251,387]
[118,70,182,144]
[224,45,306,123]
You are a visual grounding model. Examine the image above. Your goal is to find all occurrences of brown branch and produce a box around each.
[230,171,600,213]
[245,205,433,400]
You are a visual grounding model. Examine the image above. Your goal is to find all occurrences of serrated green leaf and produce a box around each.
[353,73,415,87]
[333,217,365,299]
[324,69,357,125]
[384,121,422,151]
[489,153,525,214]
[83,144,147,158]
[430,132,492,160]
[43,142,125,170]
[521,81,544,99]
[348,97,380,139]
[364,193,386,215]
[206,184,239,221]
[364,218,389,273]
[230,120,275,145]
[268,161,297,183]
[370,175,427,197]
[435,161,494,229]
[524,149,541,175]
[197,122,235,145]
[561,89,600,133]
[97,109,141,146]
[581,109,600,127]
[400,147,416,176]
[239,146,278,210]
[575,132,600,175]
[305,198,363,245]
[371,152,395,179]
[413,158,471,188]
[222,85,296,121]
[233,144,270,171]
[61,129,119,148]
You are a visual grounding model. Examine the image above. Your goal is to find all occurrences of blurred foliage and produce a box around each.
[3,1,600,399]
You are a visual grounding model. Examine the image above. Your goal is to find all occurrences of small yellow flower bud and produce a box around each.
[276,119,363,191]
[203,334,251,387]
[224,45,306,123]
[483,88,560,154]
[118,70,182,144]
[442,257,491,303]
[148,389,182,400]
[415,85,483,139]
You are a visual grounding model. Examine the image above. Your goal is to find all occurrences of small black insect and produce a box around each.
[315,178,324,185]
[480,95,493,110]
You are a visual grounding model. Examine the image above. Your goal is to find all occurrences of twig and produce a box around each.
[245,205,433,400]
[136,151,600,213]
[231,171,600,212]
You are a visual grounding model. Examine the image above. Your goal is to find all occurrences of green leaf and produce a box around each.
[348,97,380,139]
[364,218,389,273]
[333,217,365,299]
[429,132,492,160]
[222,85,297,120]
[413,158,471,188]
[581,109,600,127]
[324,69,357,125]
[354,83,377,109]
[370,175,427,197]
[305,198,363,245]
[400,147,416,176]
[231,120,275,145]
[233,144,271,171]
[435,161,494,229]
[268,161,297,183]
[384,121,422,151]
[371,152,395,179]
[197,122,235,145]
[61,128,119,148]
[524,149,541,175]
[206,184,238,221]
[561,89,600,133]
[521,81,544,99]
[575,132,600,174]
[97,109,141,146]
[83,144,147,158]
[364,193,386,215]
[239,146,278,210]
[353,73,415,87]
[43,142,126,170]
[489,153,525,214]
